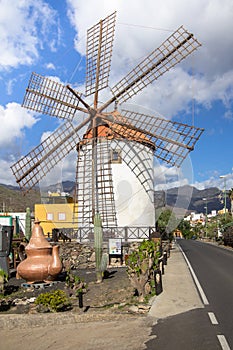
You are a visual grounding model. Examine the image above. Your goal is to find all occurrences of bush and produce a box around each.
[126,240,161,302]
[35,290,72,312]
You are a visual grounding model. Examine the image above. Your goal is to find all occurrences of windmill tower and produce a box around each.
[11,12,203,239]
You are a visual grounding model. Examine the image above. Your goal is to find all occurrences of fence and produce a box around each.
[59,226,156,242]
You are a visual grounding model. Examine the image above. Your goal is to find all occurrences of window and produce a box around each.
[110,149,122,163]
[58,212,66,221]
[47,213,53,221]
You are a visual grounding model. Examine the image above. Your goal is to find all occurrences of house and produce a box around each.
[34,191,77,237]
[0,212,27,235]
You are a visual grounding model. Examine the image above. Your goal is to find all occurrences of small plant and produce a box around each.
[35,290,71,312]
[65,270,87,297]
[0,269,8,295]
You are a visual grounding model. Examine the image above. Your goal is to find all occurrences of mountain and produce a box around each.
[0,184,41,212]
[165,185,230,214]
[0,182,230,215]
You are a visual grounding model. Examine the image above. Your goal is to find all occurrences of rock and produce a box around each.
[128,305,139,313]
[138,304,151,312]
[89,252,95,262]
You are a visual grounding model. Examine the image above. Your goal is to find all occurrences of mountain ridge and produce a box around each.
[0,182,230,215]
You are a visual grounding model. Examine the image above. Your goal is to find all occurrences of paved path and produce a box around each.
[149,241,203,319]
[0,242,203,350]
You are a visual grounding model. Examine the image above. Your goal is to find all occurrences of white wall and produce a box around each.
[111,140,155,227]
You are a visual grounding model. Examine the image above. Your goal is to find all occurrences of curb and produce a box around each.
[0,310,143,329]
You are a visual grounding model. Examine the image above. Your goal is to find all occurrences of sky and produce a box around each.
[0,0,233,195]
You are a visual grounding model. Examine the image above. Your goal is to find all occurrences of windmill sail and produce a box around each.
[86,11,116,97]
[22,72,86,119]
[111,110,204,167]
[100,26,201,112]
[11,117,91,192]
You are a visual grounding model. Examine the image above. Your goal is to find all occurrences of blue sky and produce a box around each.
[0,0,233,193]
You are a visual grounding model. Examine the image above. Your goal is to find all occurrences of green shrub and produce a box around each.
[35,290,71,312]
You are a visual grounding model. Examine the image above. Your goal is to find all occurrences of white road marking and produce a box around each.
[217,335,231,350]
[178,244,209,305]
[208,312,219,325]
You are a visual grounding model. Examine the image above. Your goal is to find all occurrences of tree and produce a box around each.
[228,188,233,216]
[178,219,192,239]
[156,208,177,241]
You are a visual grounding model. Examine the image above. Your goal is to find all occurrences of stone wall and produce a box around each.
[58,241,141,270]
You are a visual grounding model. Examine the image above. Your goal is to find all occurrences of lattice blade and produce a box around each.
[109,110,204,167]
[11,119,89,192]
[85,11,116,96]
[111,26,201,104]
[22,72,83,119]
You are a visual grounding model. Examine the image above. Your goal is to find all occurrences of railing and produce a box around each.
[62,226,156,242]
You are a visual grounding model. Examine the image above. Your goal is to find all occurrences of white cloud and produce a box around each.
[0,102,39,148]
[0,158,16,185]
[193,173,233,190]
[0,0,58,71]
[66,0,233,118]
[45,63,56,70]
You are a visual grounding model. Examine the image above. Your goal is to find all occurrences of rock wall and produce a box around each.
[58,241,141,270]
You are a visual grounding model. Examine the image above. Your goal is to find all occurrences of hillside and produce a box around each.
[0,182,230,215]
[0,184,41,213]
[165,185,230,214]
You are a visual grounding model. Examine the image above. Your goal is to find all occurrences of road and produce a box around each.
[147,239,233,350]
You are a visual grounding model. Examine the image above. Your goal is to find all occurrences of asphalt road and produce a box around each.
[178,239,233,349]
[146,239,233,350]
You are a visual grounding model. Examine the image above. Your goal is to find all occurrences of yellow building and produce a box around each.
[34,192,78,236]
[218,208,229,216]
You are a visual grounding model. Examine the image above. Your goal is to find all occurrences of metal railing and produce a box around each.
[64,226,156,242]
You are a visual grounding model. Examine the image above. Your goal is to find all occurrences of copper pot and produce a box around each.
[17,220,62,283]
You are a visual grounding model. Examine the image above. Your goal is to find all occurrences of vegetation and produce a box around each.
[35,290,72,312]
[157,208,177,241]
[228,188,233,215]
[0,268,8,294]
[178,220,193,239]
[65,270,87,297]
[126,239,161,302]
[0,184,40,212]
[178,211,233,243]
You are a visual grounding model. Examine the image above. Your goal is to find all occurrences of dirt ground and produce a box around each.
[0,316,155,350]
[1,266,137,315]
[0,267,155,350]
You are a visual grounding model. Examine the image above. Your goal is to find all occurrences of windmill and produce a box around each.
[11,11,204,235]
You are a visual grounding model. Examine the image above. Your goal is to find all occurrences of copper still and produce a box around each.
[17,219,62,283]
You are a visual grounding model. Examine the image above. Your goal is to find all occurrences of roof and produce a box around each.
[80,111,155,150]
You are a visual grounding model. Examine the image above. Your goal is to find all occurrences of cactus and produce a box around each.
[25,207,32,241]
[100,252,108,273]
[94,213,103,283]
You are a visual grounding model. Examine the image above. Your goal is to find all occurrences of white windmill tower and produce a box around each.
[11,12,203,240]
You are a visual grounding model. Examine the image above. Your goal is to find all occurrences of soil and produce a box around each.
[0,266,138,315]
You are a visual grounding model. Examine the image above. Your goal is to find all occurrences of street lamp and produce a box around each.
[219,175,227,221]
